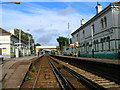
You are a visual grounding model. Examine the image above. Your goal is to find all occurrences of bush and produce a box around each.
[25,75,30,81]
[32,66,37,72]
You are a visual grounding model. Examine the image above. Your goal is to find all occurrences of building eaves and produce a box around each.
[71,2,119,36]
[0,27,27,45]
[0,28,11,35]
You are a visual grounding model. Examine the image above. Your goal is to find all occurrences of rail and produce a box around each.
[49,55,120,89]
[48,59,74,90]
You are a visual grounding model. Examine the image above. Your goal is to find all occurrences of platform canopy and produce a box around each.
[36,46,59,49]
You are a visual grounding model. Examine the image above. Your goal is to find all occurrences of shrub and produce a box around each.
[32,66,37,72]
[25,75,30,81]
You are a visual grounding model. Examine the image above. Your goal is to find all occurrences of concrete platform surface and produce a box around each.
[0,56,40,89]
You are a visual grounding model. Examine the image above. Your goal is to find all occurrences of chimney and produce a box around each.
[81,19,86,26]
[10,28,15,35]
[96,2,102,14]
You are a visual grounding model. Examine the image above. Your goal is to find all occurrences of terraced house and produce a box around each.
[71,2,120,59]
[0,28,29,58]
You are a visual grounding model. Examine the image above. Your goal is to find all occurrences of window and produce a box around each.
[104,17,107,28]
[94,40,96,51]
[96,40,99,51]
[101,19,104,29]
[83,30,85,38]
[107,36,110,50]
[0,48,2,55]
[91,24,95,34]
[101,38,104,51]
[101,17,107,29]
[76,34,78,41]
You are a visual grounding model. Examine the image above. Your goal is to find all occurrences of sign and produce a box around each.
[75,42,79,47]
[2,48,7,55]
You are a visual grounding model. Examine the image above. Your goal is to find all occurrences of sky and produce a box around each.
[1,2,114,46]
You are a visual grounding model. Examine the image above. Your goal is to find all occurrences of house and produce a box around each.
[0,28,29,58]
[71,2,120,59]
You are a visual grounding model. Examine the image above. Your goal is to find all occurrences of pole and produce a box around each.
[19,29,21,57]
[29,36,31,55]
[91,27,94,57]
[0,2,20,4]
[68,22,70,45]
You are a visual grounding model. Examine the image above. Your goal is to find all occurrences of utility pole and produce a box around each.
[68,22,70,45]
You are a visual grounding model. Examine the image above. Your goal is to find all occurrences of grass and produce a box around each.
[31,66,37,72]
[25,75,30,81]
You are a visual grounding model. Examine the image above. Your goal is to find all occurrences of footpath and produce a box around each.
[0,56,39,89]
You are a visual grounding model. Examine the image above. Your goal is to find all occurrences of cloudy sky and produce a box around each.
[1,2,114,46]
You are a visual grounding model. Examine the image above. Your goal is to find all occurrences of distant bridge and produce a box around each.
[36,46,60,55]
[36,46,59,49]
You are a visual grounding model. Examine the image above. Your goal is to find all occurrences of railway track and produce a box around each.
[49,55,120,89]
[32,55,77,89]
[21,55,120,89]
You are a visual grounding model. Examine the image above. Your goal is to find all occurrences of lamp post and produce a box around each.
[91,27,94,57]
[28,36,31,55]
[0,2,20,4]
[19,29,22,57]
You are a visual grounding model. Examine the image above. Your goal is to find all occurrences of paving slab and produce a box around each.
[1,56,40,89]
[3,63,31,88]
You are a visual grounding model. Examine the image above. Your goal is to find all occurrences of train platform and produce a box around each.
[56,55,120,65]
[0,56,40,89]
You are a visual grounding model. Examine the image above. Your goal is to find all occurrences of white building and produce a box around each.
[71,2,120,59]
[0,28,29,58]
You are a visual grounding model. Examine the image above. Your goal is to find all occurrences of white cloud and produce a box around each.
[2,3,94,46]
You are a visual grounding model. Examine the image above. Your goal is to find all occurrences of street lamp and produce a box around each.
[91,26,94,57]
[0,2,20,4]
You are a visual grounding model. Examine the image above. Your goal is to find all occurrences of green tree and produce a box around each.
[57,36,71,50]
[35,43,41,46]
[14,29,34,45]
[14,29,35,54]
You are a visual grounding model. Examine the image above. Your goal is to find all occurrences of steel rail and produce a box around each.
[48,59,74,90]
[49,56,120,89]
[63,66,105,89]
[32,65,41,90]
[48,60,65,89]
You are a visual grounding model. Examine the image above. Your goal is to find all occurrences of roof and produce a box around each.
[0,27,11,35]
[0,27,27,45]
[71,2,120,36]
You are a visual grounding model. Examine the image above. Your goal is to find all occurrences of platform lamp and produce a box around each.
[0,2,20,4]
[91,26,94,58]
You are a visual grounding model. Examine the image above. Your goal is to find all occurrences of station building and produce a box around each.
[71,2,120,59]
[0,28,29,58]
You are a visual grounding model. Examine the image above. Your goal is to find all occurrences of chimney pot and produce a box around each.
[81,19,86,26]
[10,28,15,35]
[96,2,102,14]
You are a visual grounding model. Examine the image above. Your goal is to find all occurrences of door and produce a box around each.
[0,48,2,55]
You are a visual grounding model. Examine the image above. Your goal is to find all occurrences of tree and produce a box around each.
[14,29,35,54]
[35,43,41,46]
[14,29,34,45]
[57,36,71,50]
